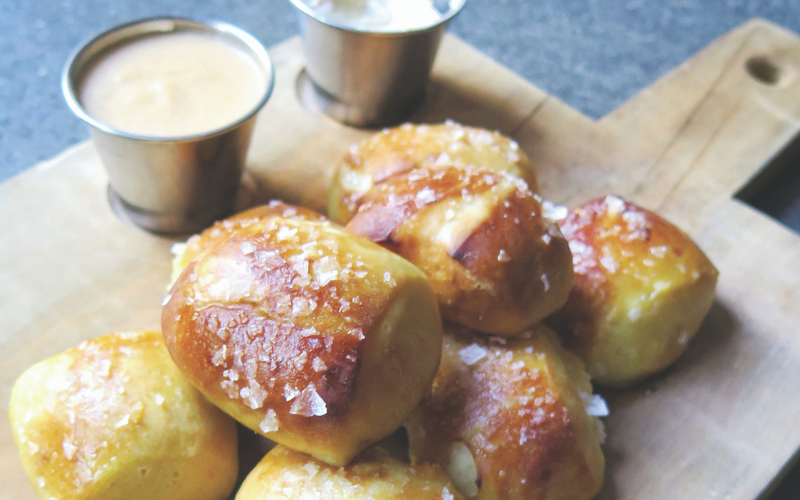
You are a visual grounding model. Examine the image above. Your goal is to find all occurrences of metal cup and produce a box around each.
[63,17,275,235]
[288,0,466,127]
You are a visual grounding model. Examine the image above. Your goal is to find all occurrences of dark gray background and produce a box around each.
[1,1,800,498]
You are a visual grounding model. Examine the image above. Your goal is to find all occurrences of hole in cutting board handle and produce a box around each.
[735,131,800,235]
[745,56,783,86]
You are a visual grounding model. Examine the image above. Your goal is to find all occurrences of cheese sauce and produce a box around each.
[79,32,266,137]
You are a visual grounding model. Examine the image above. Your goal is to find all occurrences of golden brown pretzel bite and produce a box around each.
[163,215,443,466]
[405,324,605,500]
[329,122,539,224]
[548,195,719,387]
[236,445,465,500]
[170,200,327,285]
[346,165,573,335]
[9,331,238,500]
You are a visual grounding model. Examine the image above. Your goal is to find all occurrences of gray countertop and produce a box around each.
[2,1,800,497]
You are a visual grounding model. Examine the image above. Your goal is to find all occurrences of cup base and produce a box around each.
[107,172,257,236]
[296,69,424,128]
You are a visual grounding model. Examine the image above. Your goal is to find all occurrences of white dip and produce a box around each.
[303,0,447,32]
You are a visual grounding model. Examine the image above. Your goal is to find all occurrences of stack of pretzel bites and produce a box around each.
[8,121,718,500]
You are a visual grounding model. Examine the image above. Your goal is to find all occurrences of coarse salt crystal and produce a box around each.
[284,384,300,402]
[650,245,668,258]
[223,369,239,382]
[434,153,452,167]
[294,351,308,370]
[62,440,77,460]
[98,359,111,377]
[497,249,510,263]
[312,357,327,372]
[569,240,592,257]
[623,210,647,231]
[541,200,568,221]
[299,327,318,337]
[316,269,338,286]
[244,380,268,410]
[415,187,437,207]
[170,242,187,256]
[604,195,626,215]
[292,297,317,317]
[241,242,256,255]
[276,226,298,241]
[290,383,328,417]
[259,409,279,433]
[211,345,227,367]
[115,414,130,428]
[600,255,618,273]
[302,462,319,478]
[442,486,455,500]
[459,344,488,366]
[580,392,610,417]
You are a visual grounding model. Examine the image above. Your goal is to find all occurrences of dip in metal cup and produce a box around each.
[63,17,275,235]
[289,0,466,127]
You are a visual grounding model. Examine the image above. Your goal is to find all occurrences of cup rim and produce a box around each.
[287,0,467,36]
[62,16,276,143]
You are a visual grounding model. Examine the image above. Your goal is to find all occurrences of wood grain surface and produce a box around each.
[2,18,800,500]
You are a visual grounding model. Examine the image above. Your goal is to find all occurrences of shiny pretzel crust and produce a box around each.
[347,165,573,335]
[405,324,605,500]
[163,215,443,465]
[171,201,327,285]
[236,445,465,500]
[548,196,719,387]
[329,122,540,225]
[9,331,238,500]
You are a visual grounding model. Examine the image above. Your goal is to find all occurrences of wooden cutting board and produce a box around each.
[2,17,800,500]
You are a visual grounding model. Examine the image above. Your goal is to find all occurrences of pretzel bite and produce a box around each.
[236,445,465,500]
[329,122,539,224]
[405,324,605,500]
[548,195,719,387]
[8,331,238,500]
[170,201,327,284]
[163,216,443,466]
[346,165,573,335]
